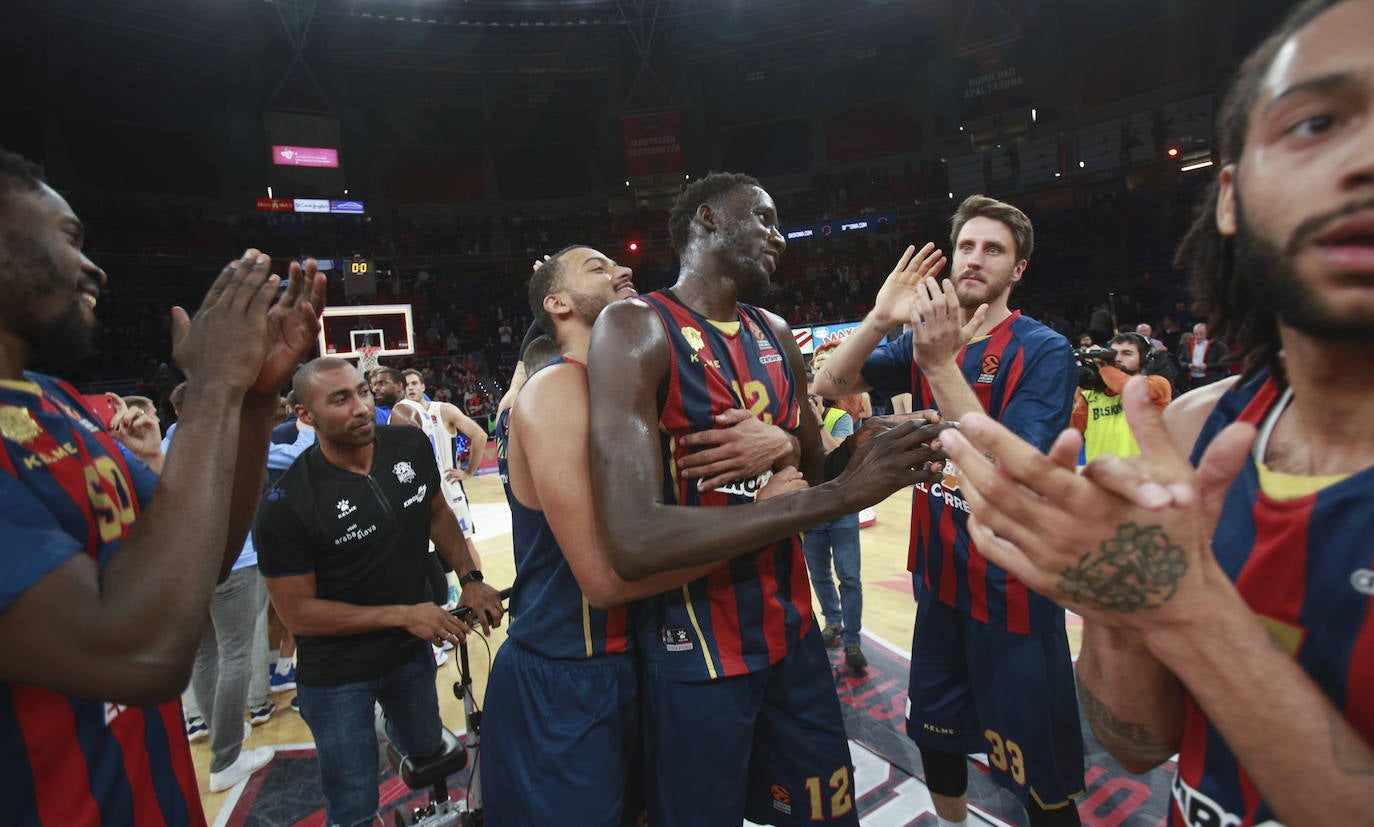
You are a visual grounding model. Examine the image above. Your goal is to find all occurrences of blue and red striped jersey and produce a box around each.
[1172,371,1374,826]
[500,361,632,659]
[0,373,205,827]
[638,291,812,681]
[862,311,1076,635]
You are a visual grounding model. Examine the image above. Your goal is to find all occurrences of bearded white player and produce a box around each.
[390,368,488,574]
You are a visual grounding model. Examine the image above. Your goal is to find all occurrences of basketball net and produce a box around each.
[357,345,381,375]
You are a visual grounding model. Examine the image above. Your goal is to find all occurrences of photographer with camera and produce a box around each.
[1071,332,1172,461]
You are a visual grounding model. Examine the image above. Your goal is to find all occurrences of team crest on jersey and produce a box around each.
[680,326,705,353]
[393,461,416,484]
[0,406,41,444]
[977,354,1000,384]
[662,627,694,652]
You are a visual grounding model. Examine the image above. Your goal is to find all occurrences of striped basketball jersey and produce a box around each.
[1172,371,1374,827]
[0,373,205,827]
[500,360,631,659]
[639,291,812,681]
[862,311,1076,634]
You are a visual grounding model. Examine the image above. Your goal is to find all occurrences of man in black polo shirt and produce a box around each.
[255,357,504,827]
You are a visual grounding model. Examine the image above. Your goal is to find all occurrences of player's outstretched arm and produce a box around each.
[587,299,946,581]
[941,379,1374,824]
[0,250,301,705]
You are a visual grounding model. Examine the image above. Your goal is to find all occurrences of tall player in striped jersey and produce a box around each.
[0,147,326,826]
[484,245,807,824]
[390,368,488,571]
[935,2,1374,825]
[588,173,953,826]
[814,196,1081,826]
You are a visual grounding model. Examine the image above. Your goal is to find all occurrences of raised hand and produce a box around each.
[106,397,163,467]
[170,249,279,393]
[678,408,799,492]
[251,258,327,398]
[871,243,947,329]
[911,276,987,370]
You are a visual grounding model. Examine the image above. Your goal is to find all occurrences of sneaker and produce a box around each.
[844,645,868,673]
[248,699,276,725]
[186,716,208,742]
[269,664,297,693]
[289,695,299,713]
[433,644,448,667]
[208,746,275,793]
[820,625,842,649]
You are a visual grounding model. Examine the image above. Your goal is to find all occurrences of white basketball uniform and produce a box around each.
[394,398,475,538]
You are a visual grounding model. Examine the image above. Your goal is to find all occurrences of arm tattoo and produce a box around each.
[821,366,849,388]
[1057,522,1187,613]
[1330,708,1374,776]
[1078,681,1176,762]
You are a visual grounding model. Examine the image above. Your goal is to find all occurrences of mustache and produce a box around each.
[1286,196,1374,256]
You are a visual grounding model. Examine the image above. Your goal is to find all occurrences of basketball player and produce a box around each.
[587,172,952,826]
[812,197,1082,826]
[369,366,404,424]
[0,145,327,825]
[485,244,807,824]
[391,368,487,573]
[937,2,1374,824]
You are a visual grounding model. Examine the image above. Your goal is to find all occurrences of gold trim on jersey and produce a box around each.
[681,584,718,679]
[582,595,594,658]
[1256,461,1351,501]
[0,379,43,396]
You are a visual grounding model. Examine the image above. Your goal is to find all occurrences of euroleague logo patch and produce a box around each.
[977,354,1000,385]
[770,784,792,815]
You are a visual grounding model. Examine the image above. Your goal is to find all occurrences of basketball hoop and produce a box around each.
[357,345,381,375]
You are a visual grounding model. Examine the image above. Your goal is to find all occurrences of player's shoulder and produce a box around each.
[1164,375,1241,455]
[1011,314,1070,347]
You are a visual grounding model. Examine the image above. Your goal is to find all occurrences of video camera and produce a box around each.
[1072,346,1114,392]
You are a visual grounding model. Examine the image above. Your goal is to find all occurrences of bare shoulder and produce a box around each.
[1163,376,1238,455]
[515,363,587,427]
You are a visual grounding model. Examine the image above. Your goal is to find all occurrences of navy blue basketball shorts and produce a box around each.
[905,597,1085,810]
[641,625,858,826]
[482,641,645,827]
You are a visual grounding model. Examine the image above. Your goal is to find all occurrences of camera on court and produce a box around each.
[1072,346,1113,392]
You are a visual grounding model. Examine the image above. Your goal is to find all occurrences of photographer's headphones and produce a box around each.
[1116,332,1156,370]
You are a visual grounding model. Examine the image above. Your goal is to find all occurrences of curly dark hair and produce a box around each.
[667,172,762,256]
[1174,0,1349,383]
[0,146,46,211]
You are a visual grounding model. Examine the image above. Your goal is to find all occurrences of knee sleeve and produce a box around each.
[918,746,968,798]
[1027,797,1081,827]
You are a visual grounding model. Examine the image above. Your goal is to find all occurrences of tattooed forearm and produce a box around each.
[1057,522,1187,613]
[821,367,849,388]
[1330,708,1374,776]
[1078,681,1177,767]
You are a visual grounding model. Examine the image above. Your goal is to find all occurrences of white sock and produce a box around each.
[276,657,293,673]
[937,818,967,827]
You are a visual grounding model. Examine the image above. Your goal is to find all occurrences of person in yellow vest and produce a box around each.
[803,389,868,672]
[1071,332,1171,461]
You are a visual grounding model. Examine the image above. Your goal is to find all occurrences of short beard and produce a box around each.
[718,221,771,304]
[24,304,98,372]
[1236,193,1374,343]
[567,291,607,326]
